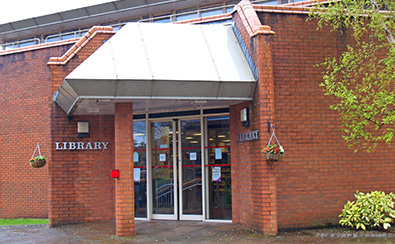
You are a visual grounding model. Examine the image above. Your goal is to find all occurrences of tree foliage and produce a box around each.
[309,0,395,151]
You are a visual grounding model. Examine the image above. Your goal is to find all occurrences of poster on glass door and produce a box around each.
[212,167,221,182]
[134,168,141,182]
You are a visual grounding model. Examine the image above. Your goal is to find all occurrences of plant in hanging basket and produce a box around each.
[261,144,284,161]
[29,155,47,168]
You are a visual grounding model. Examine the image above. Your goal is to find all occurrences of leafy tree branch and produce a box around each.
[309,0,395,151]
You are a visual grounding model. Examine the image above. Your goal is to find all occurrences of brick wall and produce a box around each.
[0,45,72,219]
[258,12,395,229]
[48,29,116,226]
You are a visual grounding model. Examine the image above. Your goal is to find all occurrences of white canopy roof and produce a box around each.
[56,22,257,115]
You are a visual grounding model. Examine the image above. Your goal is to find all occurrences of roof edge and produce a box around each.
[235,0,274,37]
[47,26,115,66]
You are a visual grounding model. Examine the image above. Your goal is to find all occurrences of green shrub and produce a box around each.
[339,191,395,230]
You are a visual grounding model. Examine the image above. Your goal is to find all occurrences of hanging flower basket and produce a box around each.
[29,143,47,168]
[30,156,47,168]
[262,145,284,161]
[262,124,284,162]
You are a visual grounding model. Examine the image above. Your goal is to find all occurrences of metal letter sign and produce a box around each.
[237,130,259,142]
[55,142,109,150]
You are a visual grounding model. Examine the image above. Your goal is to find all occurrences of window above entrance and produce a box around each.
[55,22,257,116]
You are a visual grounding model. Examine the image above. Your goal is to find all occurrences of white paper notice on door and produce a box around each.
[133,151,139,163]
[215,148,222,160]
[212,167,221,182]
[190,152,197,161]
[134,168,141,182]
[159,154,166,162]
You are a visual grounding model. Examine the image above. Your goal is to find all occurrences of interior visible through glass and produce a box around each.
[133,114,231,220]
[133,121,147,217]
[206,116,232,220]
[180,119,202,216]
[151,121,175,214]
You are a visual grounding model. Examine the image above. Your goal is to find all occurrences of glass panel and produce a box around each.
[45,36,60,43]
[175,12,198,22]
[225,6,234,13]
[134,121,147,217]
[153,17,171,23]
[61,33,77,40]
[201,8,223,18]
[19,40,35,48]
[259,0,278,5]
[181,120,202,215]
[151,121,174,214]
[206,117,232,220]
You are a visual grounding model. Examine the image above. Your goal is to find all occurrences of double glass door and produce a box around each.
[133,115,231,221]
[151,119,203,220]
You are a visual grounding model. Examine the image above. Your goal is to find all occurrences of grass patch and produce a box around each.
[0,219,48,226]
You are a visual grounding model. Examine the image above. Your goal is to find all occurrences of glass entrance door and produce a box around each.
[151,121,177,219]
[178,119,203,220]
[150,119,203,220]
[142,113,231,221]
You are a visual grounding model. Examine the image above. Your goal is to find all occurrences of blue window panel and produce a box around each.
[19,41,35,48]
[260,0,278,5]
[61,33,77,40]
[226,6,234,13]
[46,36,60,43]
[153,17,171,23]
[201,8,223,18]
[176,12,198,21]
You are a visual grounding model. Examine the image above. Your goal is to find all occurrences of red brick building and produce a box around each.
[1,0,394,237]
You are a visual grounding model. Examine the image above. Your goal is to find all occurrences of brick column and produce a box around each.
[114,103,135,236]
[232,0,278,236]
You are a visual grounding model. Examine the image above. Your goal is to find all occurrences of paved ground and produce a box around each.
[1,220,395,244]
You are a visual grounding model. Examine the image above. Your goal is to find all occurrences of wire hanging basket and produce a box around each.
[29,143,47,168]
[264,151,284,161]
[262,125,284,162]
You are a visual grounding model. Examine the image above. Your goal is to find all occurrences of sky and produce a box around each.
[0,0,115,24]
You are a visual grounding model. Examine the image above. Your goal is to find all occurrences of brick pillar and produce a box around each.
[231,0,278,236]
[114,103,135,236]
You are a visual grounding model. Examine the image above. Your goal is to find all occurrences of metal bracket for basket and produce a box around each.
[268,120,275,134]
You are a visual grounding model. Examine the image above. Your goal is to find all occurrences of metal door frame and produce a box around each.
[141,109,231,221]
[150,119,178,220]
[178,116,205,220]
